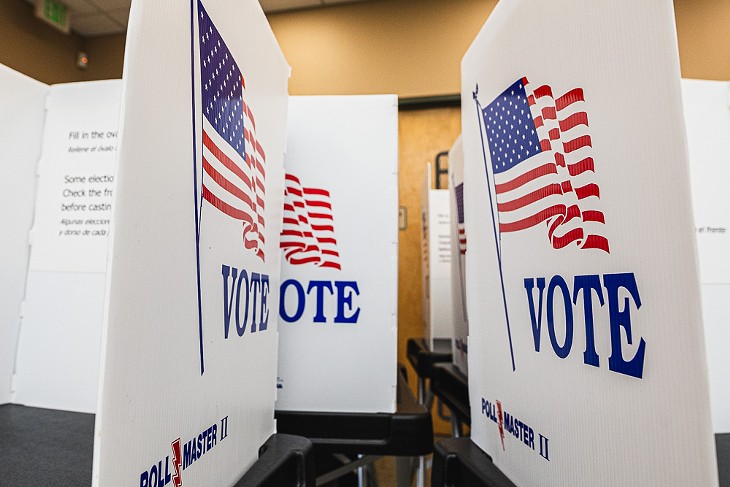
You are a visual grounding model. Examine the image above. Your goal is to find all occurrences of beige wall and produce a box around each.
[2,0,729,90]
[0,0,85,84]
[269,0,730,96]
[675,0,730,81]
[83,33,125,81]
[0,0,125,84]
[268,0,496,97]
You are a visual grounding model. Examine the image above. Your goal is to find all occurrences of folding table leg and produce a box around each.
[416,456,425,487]
[450,416,462,438]
[357,454,368,487]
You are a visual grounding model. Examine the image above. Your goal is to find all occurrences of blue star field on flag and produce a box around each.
[199,1,246,159]
[482,79,543,175]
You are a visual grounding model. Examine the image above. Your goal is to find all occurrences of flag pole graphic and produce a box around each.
[191,0,205,375]
[473,85,516,372]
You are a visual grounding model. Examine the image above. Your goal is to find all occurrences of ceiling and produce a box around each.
[24,0,369,37]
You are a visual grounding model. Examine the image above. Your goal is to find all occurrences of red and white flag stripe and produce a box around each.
[201,76,267,261]
[281,173,341,270]
[492,77,609,252]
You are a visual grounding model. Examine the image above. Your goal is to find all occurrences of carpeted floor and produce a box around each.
[0,403,95,486]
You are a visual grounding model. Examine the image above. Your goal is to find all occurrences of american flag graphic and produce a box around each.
[280,173,341,270]
[454,182,467,255]
[198,1,267,261]
[481,77,609,253]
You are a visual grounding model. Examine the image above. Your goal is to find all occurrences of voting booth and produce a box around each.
[448,136,469,375]
[276,95,399,413]
[461,1,718,485]
[13,80,120,414]
[0,69,120,414]
[682,78,730,435]
[0,65,50,408]
[1,0,293,485]
[421,164,454,350]
[94,1,289,485]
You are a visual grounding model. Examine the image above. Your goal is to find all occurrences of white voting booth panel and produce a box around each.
[93,1,288,485]
[0,65,47,406]
[13,80,120,413]
[421,164,454,349]
[462,1,717,486]
[682,78,730,434]
[448,136,468,375]
[0,69,118,412]
[276,95,398,413]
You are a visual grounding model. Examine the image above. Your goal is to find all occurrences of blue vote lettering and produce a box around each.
[221,264,270,339]
[280,280,360,324]
[523,272,645,379]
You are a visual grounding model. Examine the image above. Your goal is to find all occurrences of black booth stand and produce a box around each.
[276,366,433,486]
[430,363,469,437]
[406,338,456,436]
[0,403,315,486]
[406,338,453,409]
[235,434,315,486]
[431,438,516,487]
